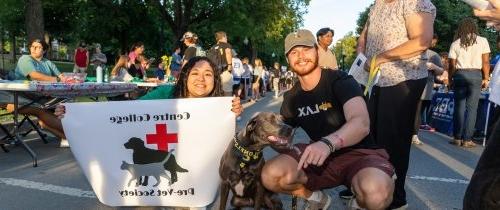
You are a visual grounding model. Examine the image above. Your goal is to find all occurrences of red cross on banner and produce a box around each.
[146,124,178,151]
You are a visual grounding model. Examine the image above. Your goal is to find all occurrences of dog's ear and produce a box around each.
[245,116,258,133]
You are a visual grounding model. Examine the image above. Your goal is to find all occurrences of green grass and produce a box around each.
[0,109,13,123]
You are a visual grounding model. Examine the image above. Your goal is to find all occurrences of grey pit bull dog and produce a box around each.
[219,112,295,210]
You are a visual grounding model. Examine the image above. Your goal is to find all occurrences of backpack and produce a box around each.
[195,45,206,57]
[207,44,227,72]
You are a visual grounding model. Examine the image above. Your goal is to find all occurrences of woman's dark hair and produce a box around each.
[29,39,48,51]
[316,28,334,40]
[454,17,479,48]
[173,56,223,98]
[130,42,144,52]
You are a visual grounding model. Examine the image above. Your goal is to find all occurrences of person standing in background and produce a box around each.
[73,41,89,73]
[412,34,444,145]
[435,52,450,90]
[356,0,436,208]
[316,27,338,70]
[170,46,182,79]
[231,51,244,98]
[272,62,281,97]
[241,57,253,100]
[181,32,198,67]
[448,17,490,148]
[90,43,107,69]
[252,58,264,101]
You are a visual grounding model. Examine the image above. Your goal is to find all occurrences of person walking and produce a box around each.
[448,17,491,148]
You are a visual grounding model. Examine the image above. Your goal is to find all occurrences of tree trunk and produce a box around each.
[10,34,16,63]
[0,30,4,70]
[25,0,45,42]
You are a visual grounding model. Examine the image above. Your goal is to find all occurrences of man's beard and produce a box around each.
[292,56,319,76]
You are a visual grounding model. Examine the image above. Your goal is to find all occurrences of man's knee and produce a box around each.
[353,168,394,209]
[261,155,300,191]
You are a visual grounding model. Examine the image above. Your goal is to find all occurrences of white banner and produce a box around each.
[62,97,235,207]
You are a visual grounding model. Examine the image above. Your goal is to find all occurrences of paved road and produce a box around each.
[0,94,482,209]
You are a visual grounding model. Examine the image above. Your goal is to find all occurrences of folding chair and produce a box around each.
[0,96,68,153]
[0,109,50,153]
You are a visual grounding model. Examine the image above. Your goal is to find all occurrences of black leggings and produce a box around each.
[367,78,426,207]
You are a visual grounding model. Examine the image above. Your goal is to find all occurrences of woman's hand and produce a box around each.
[482,79,490,89]
[54,104,66,119]
[474,0,500,22]
[231,96,243,117]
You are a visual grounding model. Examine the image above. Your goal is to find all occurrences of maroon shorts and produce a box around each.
[282,143,395,191]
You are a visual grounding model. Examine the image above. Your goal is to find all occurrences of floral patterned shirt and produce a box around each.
[363,0,436,87]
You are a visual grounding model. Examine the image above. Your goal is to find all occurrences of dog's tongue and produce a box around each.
[268,136,288,145]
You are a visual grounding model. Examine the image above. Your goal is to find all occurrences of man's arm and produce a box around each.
[225,48,233,70]
[297,96,370,169]
[374,12,434,66]
[323,96,370,148]
[28,71,60,82]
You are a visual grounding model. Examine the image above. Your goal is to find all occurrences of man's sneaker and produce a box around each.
[411,135,423,145]
[305,191,332,210]
[59,139,70,148]
[348,198,366,210]
[339,189,354,199]
[420,124,436,132]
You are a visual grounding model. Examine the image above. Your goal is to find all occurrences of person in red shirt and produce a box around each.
[73,41,89,73]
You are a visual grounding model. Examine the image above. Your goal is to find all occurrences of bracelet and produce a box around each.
[319,138,335,153]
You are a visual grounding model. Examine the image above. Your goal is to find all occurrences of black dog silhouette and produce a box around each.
[124,137,188,186]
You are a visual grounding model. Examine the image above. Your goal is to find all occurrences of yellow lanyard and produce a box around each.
[364,56,380,96]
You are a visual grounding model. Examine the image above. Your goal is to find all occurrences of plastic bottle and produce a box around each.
[96,66,103,83]
[104,67,109,83]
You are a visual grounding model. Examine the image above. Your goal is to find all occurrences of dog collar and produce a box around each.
[233,136,262,168]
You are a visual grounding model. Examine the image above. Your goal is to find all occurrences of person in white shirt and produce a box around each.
[448,18,491,148]
[241,57,253,100]
[231,52,244,97]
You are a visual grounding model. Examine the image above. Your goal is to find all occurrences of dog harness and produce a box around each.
[233,136,262,168]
